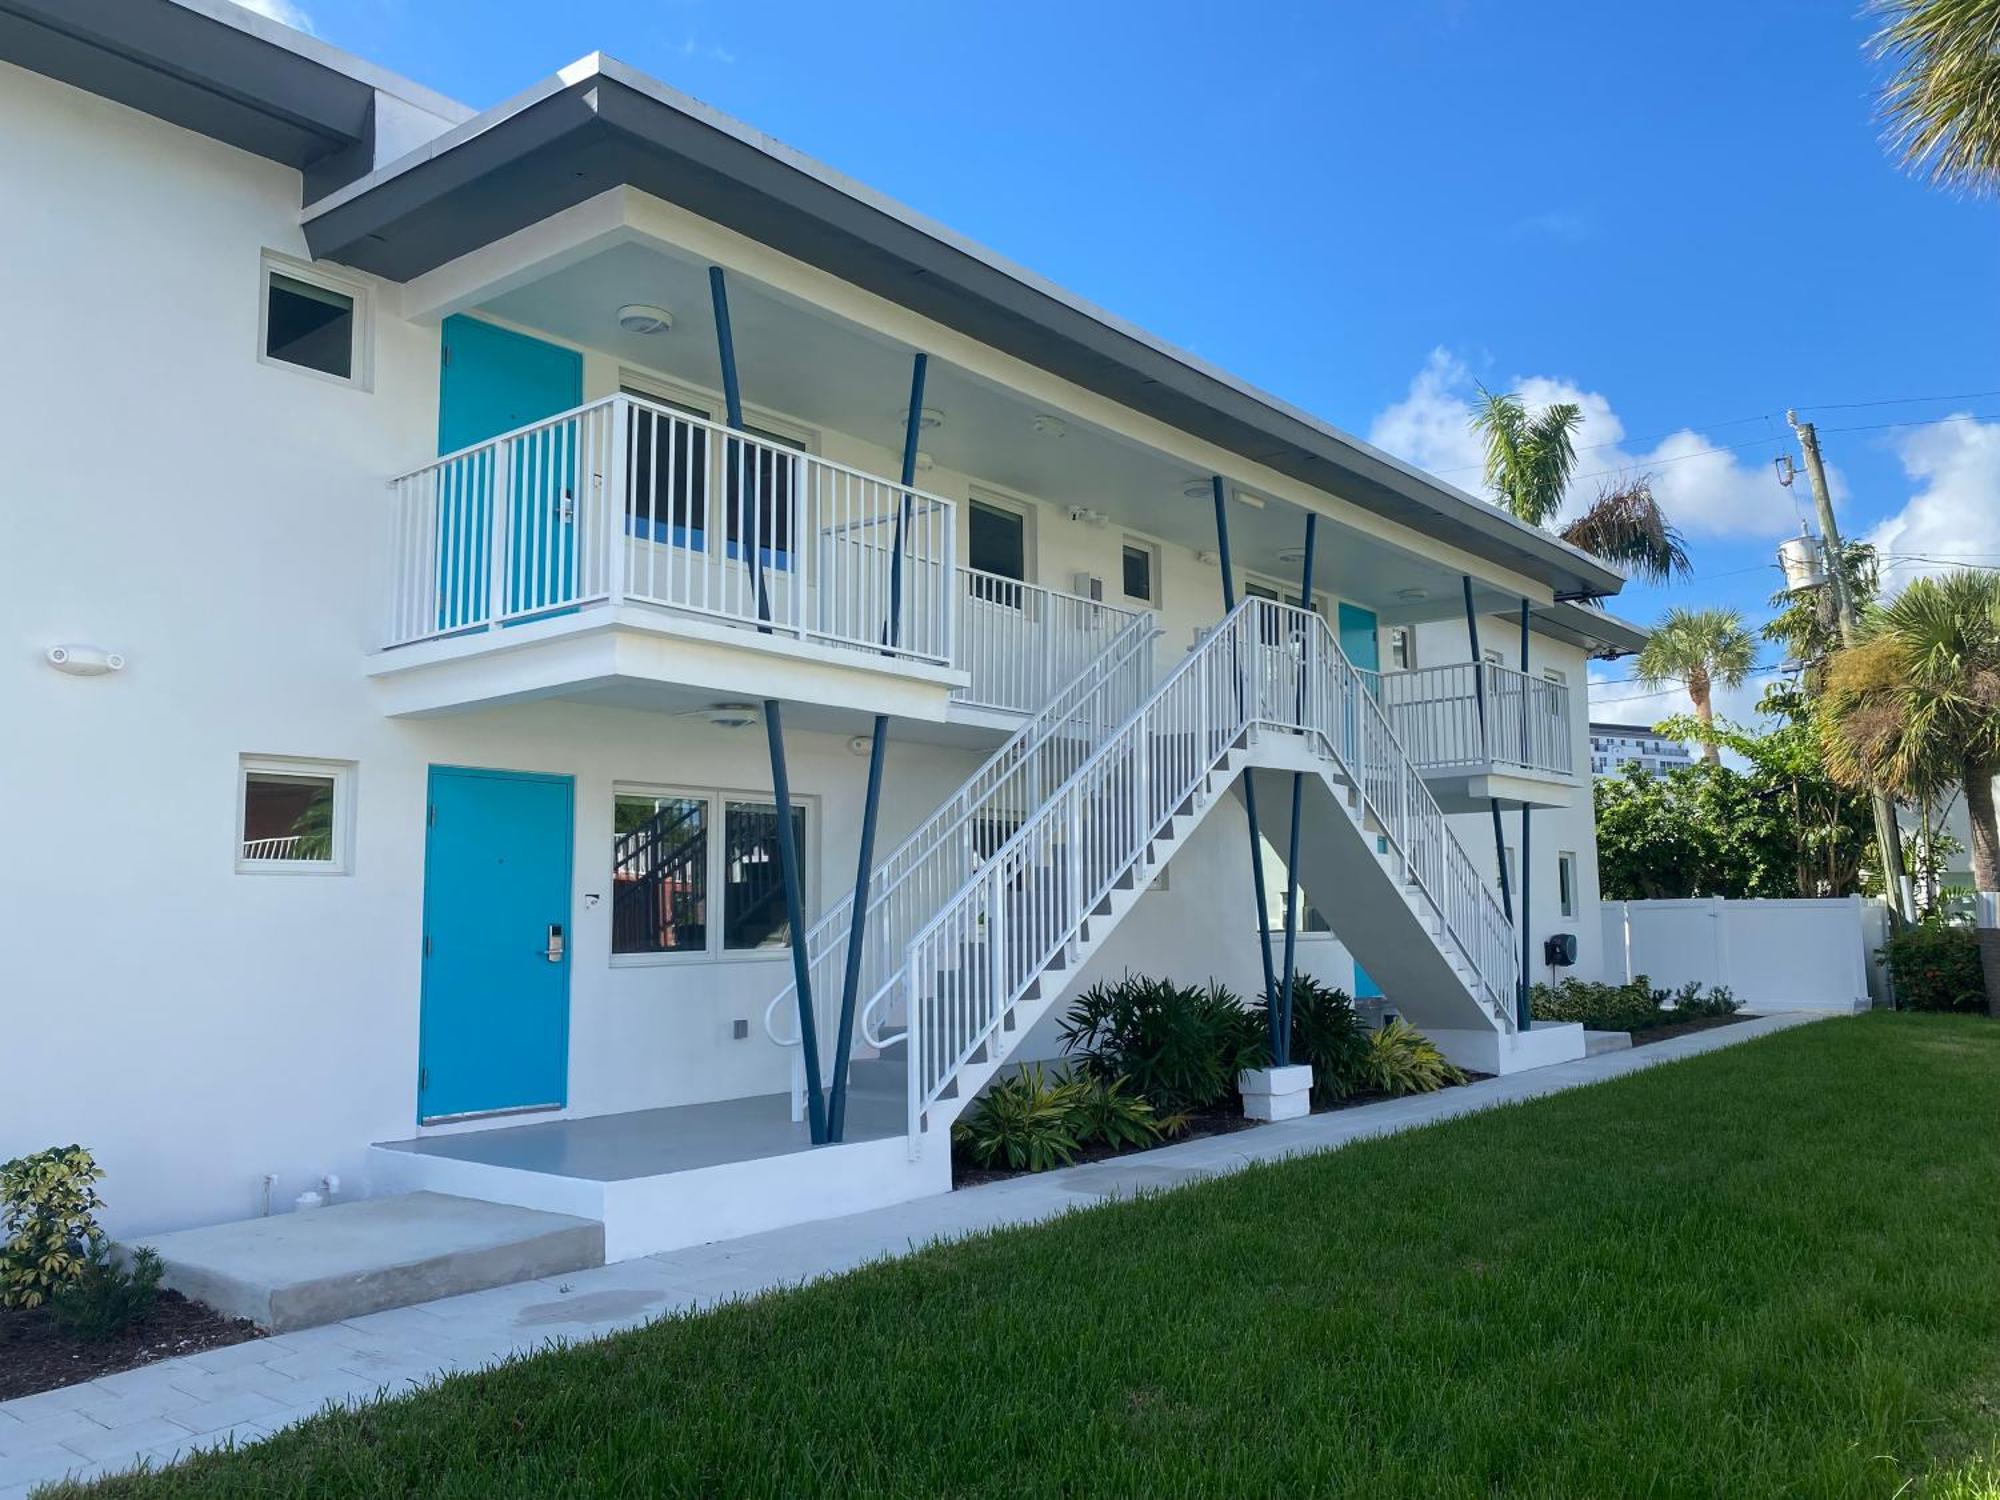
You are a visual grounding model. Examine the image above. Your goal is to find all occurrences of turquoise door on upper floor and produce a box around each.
[434,316,585,629]
[417,766,574,1121]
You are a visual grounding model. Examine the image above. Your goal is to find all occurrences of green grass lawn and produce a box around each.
[59,1015,2000,1499]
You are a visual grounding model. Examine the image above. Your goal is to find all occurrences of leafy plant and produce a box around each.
[49,1236,161,1342]
[1881,922,1988,1013]
[1361,1020,1465,1097]
[1060,975,1266,1115]
[1070,1074,1170,1150]
[1532,975,1740,1031]
[1664,981,1741,1020]
[952,1066,1087,1172]
[1,1145,105,1310]
[1281,975,1371,1104]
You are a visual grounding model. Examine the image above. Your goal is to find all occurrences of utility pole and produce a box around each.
[1788,410,1910,921]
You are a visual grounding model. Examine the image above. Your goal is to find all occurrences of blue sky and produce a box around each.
[268,0,1998,722]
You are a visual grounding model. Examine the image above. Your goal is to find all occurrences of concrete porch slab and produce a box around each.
[138,1192,604,1332]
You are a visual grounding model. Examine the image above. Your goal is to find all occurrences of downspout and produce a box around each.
[827,352,929,1142]
[710,265,826,1143]
[1463,578,1513,925]
[1211,476,1280,1034]
[1276,514,1318,1068]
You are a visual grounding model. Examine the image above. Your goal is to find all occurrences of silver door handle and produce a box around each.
[544,924,565,963]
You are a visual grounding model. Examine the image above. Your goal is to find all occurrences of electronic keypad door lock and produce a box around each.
[544,924,565,963]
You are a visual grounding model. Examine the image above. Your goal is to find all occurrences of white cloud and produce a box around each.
[1863,415,2000,591]
[233,0,314,33]
[1369,348,1798,539]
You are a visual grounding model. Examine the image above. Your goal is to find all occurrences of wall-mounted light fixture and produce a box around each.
[46,644,125,676]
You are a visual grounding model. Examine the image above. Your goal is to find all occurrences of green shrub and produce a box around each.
[1070,1074,1170,1149]
[1279,975,1371,1104]
[952,1066,1087,1172]
[1060,975,1266,1115]
[1664,980,1741,1020]
[1,1144,105,1310]
[1362,1020,1466,1096]
[49,1236,161,1343]
[1532,976,1663,1032]
[1882,923,1987,1013]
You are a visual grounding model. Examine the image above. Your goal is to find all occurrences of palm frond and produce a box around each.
[1870,0,2000,194]
[1558,477,1693,583]
[1635,606,1758,692]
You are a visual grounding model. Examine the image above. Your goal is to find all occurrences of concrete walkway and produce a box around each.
[0,1011,1828,1497]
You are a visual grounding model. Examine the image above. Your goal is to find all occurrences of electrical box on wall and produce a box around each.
[1071,572,1105,602]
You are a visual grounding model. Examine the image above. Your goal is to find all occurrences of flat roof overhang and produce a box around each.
[306,56,1627,605]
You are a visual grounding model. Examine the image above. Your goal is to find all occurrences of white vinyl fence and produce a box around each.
[1599,897,1883,1013]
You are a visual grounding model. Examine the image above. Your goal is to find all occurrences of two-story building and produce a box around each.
[3,0,1646,1263]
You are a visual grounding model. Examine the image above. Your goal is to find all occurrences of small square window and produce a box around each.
[1387,627,1414,671]
[239,757,352,872]
[612,794,709,955]
[261,256,365,384]
[1121,541,1156,603]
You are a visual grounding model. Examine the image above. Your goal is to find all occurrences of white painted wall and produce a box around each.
[0,60,1615,1241]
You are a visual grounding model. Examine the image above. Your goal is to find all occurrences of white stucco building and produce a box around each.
[2,0,1646,1260]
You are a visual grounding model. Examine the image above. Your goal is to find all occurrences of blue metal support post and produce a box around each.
[1276,514,1318,1066]
[826,352,929,1141]
[1517,600,1534,1030]
[711,265,826,1141]
[1462,577,1512,925]
[1210,475,1280,1039]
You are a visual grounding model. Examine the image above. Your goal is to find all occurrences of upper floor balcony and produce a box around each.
[1372,661,1576,810]
[369,392,1146,726]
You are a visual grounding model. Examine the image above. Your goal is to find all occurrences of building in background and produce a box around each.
[1589,721,1695,779]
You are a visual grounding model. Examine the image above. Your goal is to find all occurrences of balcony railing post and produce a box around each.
[488,437,512,631]
[604,397,627,610]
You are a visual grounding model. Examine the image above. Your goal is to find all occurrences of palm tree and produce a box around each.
[1471,387,1691,583]
[1634,607,1759,764]
[1819,570,2000,892]
[1870,0,2000,194]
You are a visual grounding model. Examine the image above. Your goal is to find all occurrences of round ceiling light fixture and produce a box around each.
[902,406,945,431]
[683,701,760,730]
[1031,413,1067,438]
[617,303,675,335]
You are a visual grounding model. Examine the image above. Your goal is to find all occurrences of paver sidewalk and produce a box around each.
[0,1010,1826,1497]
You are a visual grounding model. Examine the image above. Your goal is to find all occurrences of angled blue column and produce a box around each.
[827,351,929,1142]
[1463,577,1513,926]
[712,264,825,1141]
[1517,599,1534,1031]
[1211,475,1280,1038]
[1277,513,1318,1066]
[708,266,774,631]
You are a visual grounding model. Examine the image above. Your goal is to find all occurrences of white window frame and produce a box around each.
[610,783,815,966]
[965,490,1036,585]
[1387,626,1415,671]
[258,251,371,390]
[237,755,355,875]
[615,368,820,455]
[1119,536,1160,606]
[1558,851,1579,918]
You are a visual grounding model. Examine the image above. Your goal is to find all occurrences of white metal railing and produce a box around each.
[384,394,957,666]
[763,606,1159,1080]
[240,836,302,860]
[952,570,1147,713]
[888,598,1516,1143]
[1373,661,1573,777]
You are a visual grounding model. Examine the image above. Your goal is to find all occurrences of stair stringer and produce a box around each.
[912,731,1508,1141]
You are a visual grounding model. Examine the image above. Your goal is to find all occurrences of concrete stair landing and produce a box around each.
[140,1191,604,1332]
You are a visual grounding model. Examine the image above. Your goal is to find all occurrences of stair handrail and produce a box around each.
[889,598,1516,1144]
[761,606,1160,1054]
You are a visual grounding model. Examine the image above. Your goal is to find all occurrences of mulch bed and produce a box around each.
[953,1073,1486,1187]
[0,1291,261,1401]
[1628,1013,1761,1048]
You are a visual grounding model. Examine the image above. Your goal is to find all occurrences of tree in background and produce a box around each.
[1633,607,1759,764]
[1819,569,2000,890]
[1870,0,2000,194]
[1470,388,1691,583]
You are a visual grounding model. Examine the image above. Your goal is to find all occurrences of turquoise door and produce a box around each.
[434,316,585,629]
[1336,603,1386,999]
[418,767,574,1121]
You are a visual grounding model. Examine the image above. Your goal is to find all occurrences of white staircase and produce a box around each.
[771,597,1523,1150]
